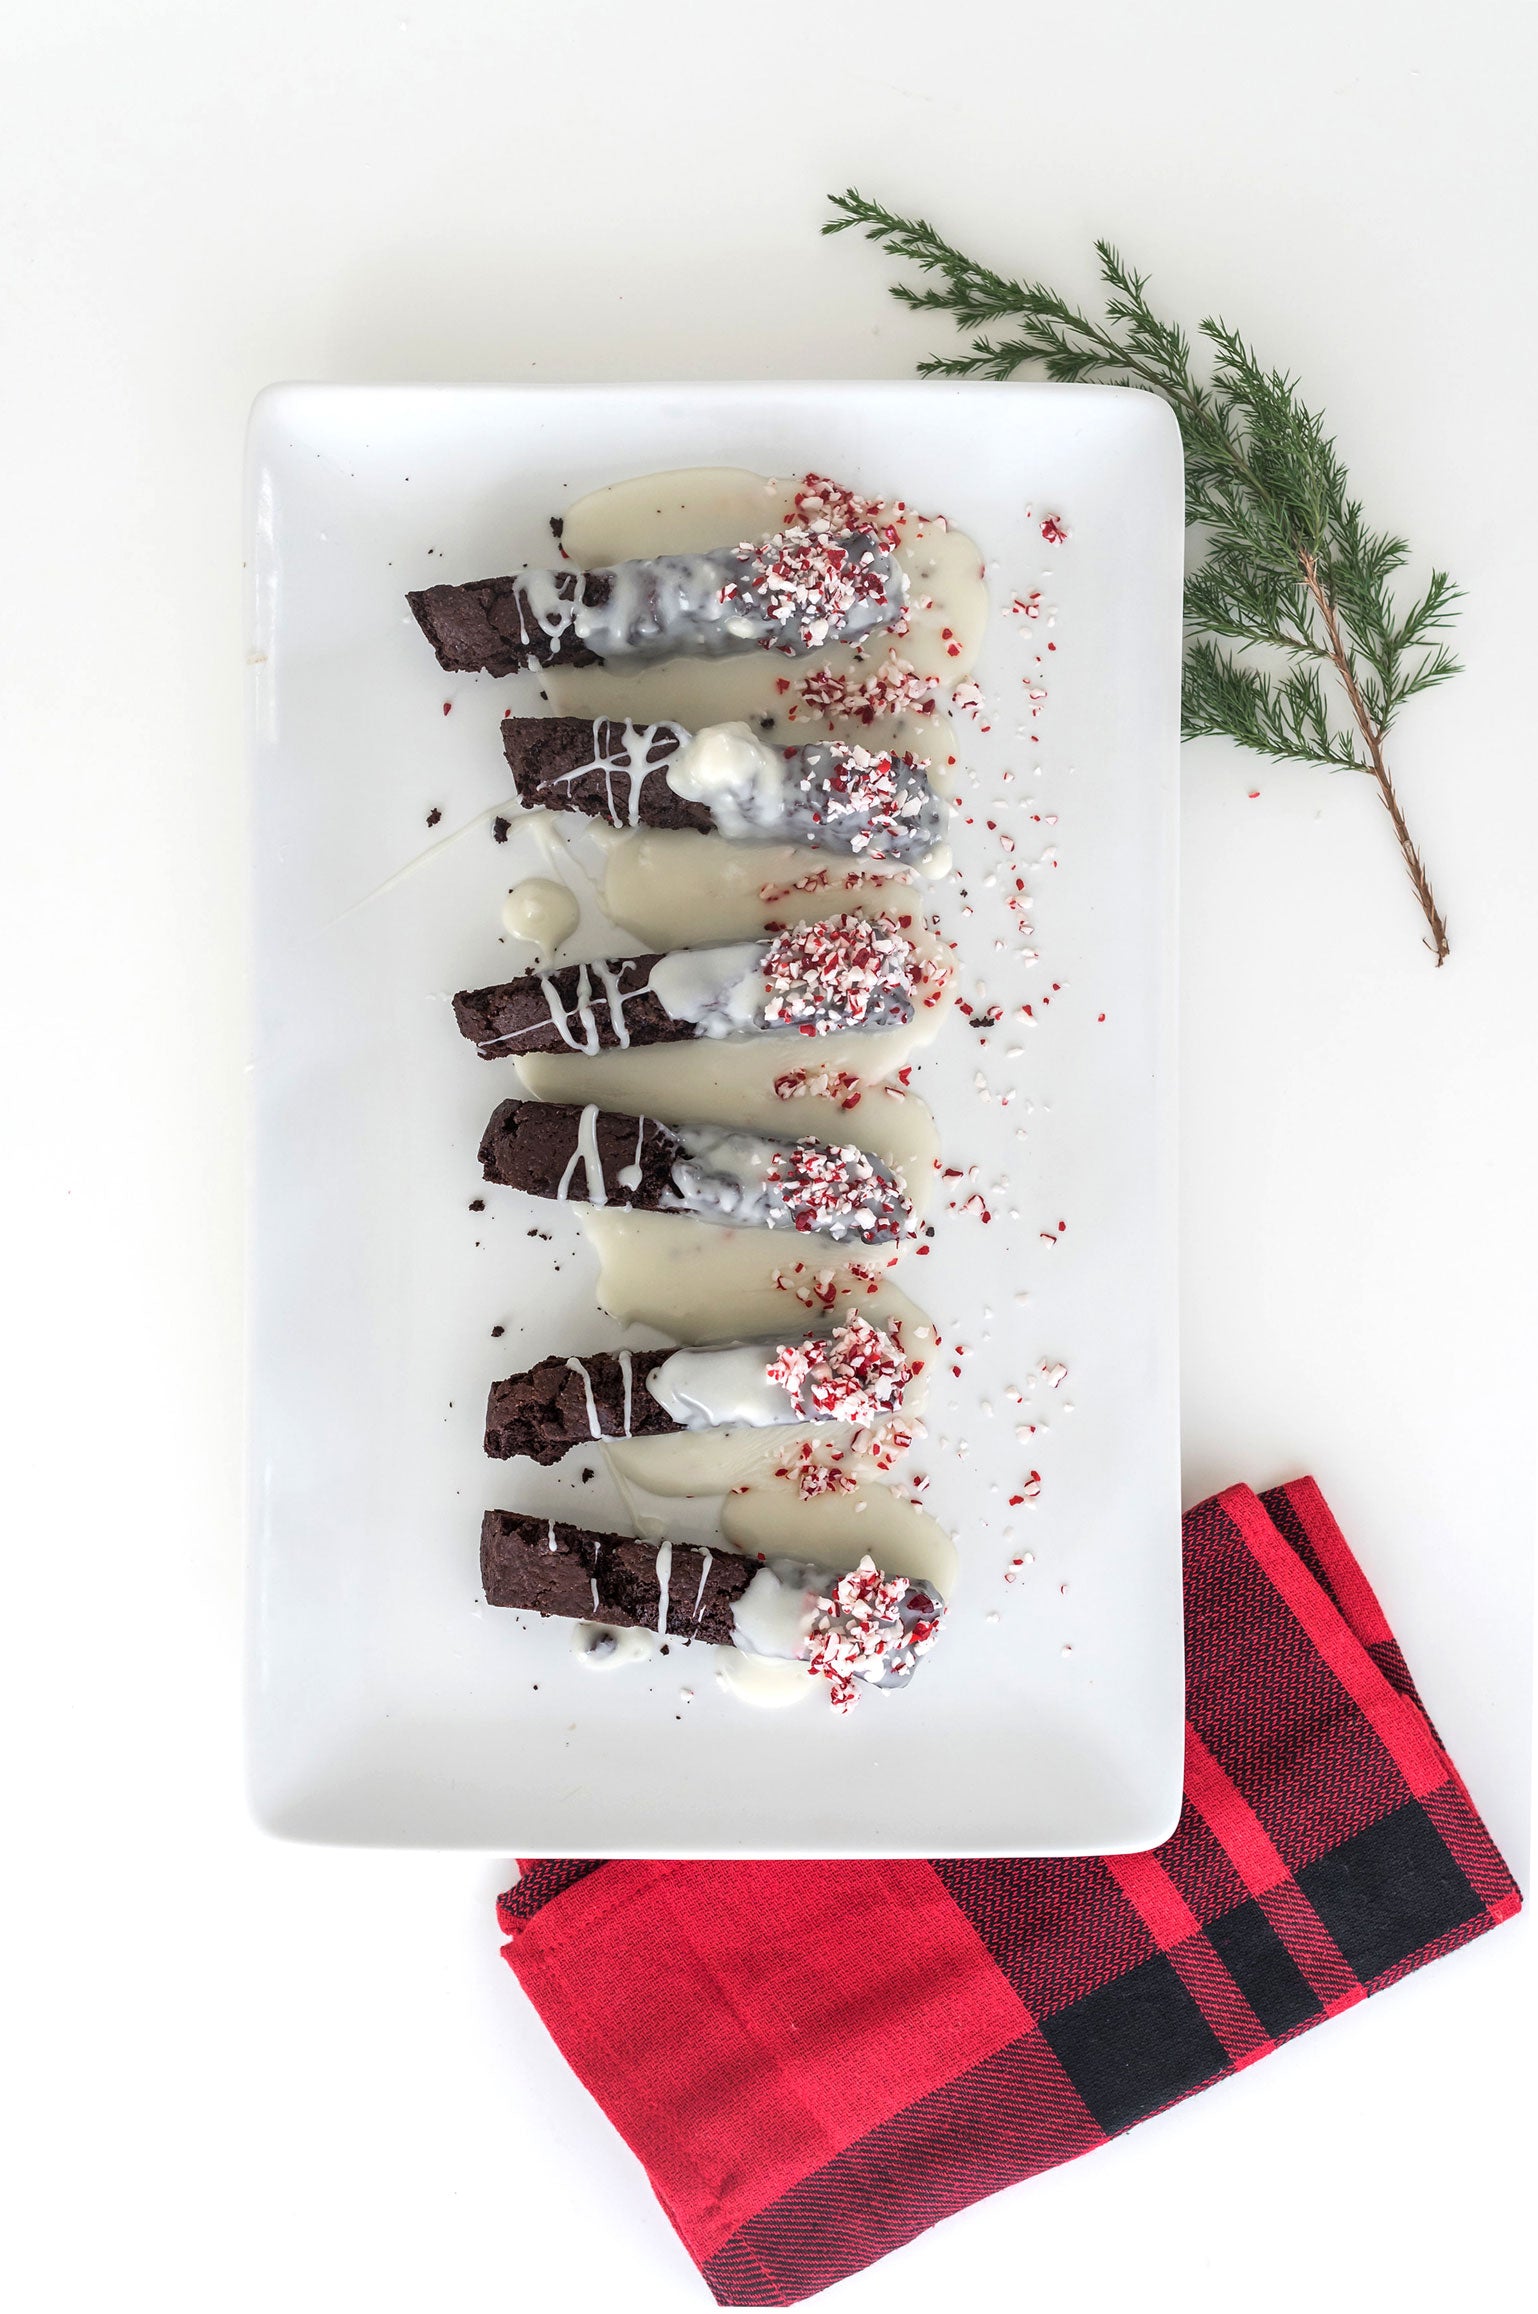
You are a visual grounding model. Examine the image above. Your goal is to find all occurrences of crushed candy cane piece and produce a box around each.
[766,1311,913,1427]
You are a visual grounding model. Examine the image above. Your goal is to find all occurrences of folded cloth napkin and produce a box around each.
[497,1479,1520,2306]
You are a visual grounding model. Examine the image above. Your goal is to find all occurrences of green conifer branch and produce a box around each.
[825,190,1460,963]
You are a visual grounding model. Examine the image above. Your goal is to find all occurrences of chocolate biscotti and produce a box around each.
[500,716,946,865]
[484,1348,678,1463]
[481,1512,946,1712]
[453,912,930,1058]
[481,1511,756,1644]
[485,1313,917,1463]
[408,521,907,676]
[501,716,710,834]
[477,1099,915,1244]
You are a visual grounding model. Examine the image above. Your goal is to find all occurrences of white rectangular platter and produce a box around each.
[246,381,1184,1854]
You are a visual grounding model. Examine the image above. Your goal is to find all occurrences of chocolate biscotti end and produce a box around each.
[452,953,675,1059]
[484,1349,678,1463]
[406,572,607,677]
[501,715,712,833]
[476,1100,682,1204]
[479,1511,756,1646]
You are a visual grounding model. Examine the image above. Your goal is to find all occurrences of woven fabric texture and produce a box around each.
[496,1479,1520,2306]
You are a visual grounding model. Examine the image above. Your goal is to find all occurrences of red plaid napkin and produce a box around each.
[496,1479,1519,2305]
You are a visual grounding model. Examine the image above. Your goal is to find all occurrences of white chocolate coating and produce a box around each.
[646,1344,795,1430]
[645,940,767,1036]
[524,530,908,665]
[664,720,787,834]
[731,1562,820,1664]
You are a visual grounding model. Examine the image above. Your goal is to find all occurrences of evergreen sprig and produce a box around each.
[825,190,1460,963]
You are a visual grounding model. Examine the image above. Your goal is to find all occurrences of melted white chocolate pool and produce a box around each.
[578,1202,933,1344]
[515,917,952,1160]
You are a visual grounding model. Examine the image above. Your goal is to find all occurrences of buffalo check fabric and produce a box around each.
[496,1479,1520,2305]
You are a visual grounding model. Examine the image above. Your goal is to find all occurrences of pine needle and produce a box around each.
[825,191,1459,963]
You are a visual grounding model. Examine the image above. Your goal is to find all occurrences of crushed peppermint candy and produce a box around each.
[759,865,913,906]
[770,1255,896,1309]
[740,522,902,655]
[795,742,935,854]
[791,654,942,726]
[805,1554,944,1713]
[775,1438,859,1500]
[792,473,901,549]
[857,1416,922,1471]
[767,1137,914,1240]
[760,911,919,1035]
[773,1062,863,1110]
[766,1311,913,1426]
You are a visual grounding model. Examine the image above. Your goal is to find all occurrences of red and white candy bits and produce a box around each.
[792,473,902,549]
[766,1136,914,1241]
[760,911,919,1035]
[805,1554,944,1714]
[740,522,900,655]
[766,1311,913,1427]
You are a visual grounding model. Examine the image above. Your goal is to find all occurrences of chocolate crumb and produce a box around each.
[426,806,442,827]
[491,1324,505,1338]
[469,1197,485,1212]
[549,516,564,541]
[492,816,511,843]
[580,1466,594,1482]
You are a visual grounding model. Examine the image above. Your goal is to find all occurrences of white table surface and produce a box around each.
[4,3,1533,2307]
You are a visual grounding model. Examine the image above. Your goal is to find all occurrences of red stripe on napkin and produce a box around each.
[496,1480,1520,2305]
[505,1857,1033,2261]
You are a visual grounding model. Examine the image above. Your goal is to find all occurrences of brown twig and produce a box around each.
[1298,549,1450,966]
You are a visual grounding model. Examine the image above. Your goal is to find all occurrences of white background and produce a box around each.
[3,1,1534,2307]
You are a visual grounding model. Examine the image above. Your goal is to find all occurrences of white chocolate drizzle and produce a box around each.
[591,957,634,1048]
[539,961,600,1054]
[574,1102,607,1205]
[616,1114,646,1191]
[565,1356,602,1438]
[546,720,685,826]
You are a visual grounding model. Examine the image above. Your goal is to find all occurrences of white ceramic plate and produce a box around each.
[245,381,1183,1854]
